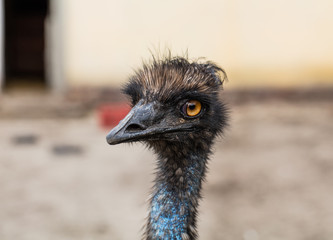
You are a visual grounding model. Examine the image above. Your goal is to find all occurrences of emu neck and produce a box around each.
[146,144,209,240]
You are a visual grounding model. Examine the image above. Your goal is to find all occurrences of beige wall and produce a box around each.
[62,0,333,88]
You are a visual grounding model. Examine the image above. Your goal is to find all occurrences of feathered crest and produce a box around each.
[123,53,227,105]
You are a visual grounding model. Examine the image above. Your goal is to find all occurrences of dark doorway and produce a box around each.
[4,0,49,90]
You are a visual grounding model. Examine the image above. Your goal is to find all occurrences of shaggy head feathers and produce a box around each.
[122,56,228,152]
[124,57,227,105]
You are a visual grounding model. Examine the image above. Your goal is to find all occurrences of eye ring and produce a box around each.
[181,100,202,117]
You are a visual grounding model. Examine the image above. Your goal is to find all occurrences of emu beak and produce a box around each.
[106,101,157,145]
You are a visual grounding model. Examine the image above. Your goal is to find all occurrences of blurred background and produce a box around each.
[0,0,332,239]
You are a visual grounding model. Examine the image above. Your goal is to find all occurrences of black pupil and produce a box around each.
[188,103,196,110]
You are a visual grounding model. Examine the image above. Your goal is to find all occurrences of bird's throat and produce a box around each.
[146,150,208,240]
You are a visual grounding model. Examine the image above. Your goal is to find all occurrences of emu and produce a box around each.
[106,56,228,239]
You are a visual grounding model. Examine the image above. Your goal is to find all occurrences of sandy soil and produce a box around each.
[0,100,332,240]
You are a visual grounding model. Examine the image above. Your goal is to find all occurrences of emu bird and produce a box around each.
[106,56,228,239]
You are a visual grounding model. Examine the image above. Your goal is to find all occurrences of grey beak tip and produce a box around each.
[106,139,116,145]
[106,132,115,145]
[105,102,156,146]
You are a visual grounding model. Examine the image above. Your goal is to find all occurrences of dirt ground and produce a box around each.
[0,98,332,240]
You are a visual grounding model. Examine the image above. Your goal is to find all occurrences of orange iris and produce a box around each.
[186,100,202,117]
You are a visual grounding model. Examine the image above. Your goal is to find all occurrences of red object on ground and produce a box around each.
[98,103,131,128]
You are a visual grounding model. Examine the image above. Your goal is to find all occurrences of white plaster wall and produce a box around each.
[47,0,66,92]
[63,0,333,88]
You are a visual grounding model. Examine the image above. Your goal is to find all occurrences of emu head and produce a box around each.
[106,57,227,152]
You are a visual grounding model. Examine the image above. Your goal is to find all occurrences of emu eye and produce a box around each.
[181,100,202,117]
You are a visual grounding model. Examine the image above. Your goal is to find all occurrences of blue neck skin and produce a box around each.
[147,153,207,239]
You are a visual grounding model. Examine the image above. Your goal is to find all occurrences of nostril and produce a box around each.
[125,123,146,132]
